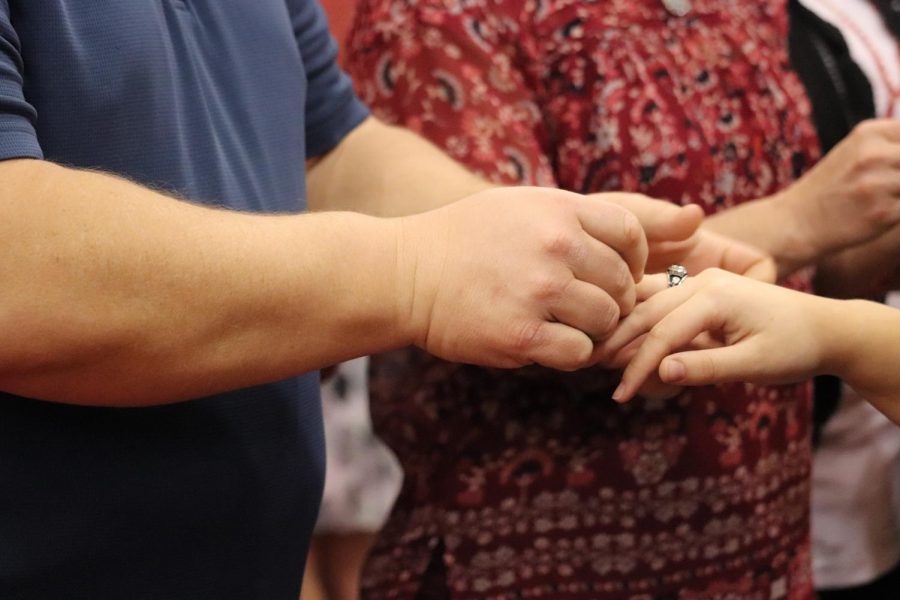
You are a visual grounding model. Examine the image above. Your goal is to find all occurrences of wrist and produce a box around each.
[391,210,448,349]
[768,187,830,268]
[813,297,867,380]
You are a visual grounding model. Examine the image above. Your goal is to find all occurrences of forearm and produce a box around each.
[0,160,409,406]
[306,117,493,216]
[704,192,818,278]
[821,298,900,424]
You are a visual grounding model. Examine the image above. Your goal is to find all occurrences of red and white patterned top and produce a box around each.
[346,1,820,598]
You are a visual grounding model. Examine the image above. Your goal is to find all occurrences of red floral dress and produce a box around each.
[346,1,820,598]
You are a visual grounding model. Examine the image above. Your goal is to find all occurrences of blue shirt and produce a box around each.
[0,2,368,598]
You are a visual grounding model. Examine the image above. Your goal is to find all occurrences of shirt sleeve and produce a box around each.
[344,0,556,187]
[0,1,42,161]
[285,0,369,158]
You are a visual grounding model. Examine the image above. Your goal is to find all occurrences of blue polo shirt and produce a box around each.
[0,2,368,599]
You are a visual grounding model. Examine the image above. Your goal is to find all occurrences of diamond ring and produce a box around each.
[667,265,688,288]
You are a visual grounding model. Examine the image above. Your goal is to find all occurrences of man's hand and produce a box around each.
[594,193,775,282]
[396,187,648,371]
[592,193,703,273]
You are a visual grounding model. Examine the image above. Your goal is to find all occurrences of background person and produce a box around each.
[790,0,900,596]
[345,0,900,597]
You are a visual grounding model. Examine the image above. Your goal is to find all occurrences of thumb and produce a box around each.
[643,203,703,243]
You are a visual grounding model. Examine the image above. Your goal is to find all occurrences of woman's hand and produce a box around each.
[704,119,900,277]
[779,119,900,257]
[679,229,776,282]
[600,270,833,402]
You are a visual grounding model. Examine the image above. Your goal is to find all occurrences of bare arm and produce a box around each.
[306,117,492,216]
[0,159,654,407]
[0,159,408,405]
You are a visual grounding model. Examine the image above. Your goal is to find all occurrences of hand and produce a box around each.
[679,229,775,282]
[398,187,648,371]
[595,193,775,282]
[780,119,900,256]
[591,193,703,272]
[600,269,829,401]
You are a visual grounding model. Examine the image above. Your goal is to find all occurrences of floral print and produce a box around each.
[346,1,820,598]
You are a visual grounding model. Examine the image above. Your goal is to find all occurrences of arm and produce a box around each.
[0,159,408,405]
[0,160,653,406]
[602,269,900,424]
[306,117,492,215]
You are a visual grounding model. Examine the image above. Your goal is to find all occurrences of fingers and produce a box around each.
[611,294,722,402]
[702,230,776,282]
[637,274,668,301]
[658,345,760,386]
[601,193,704,242]
[524,321,594,372]
[646,237,700,273]
[601,281,697,359]
[549,279,621,341]
[854,118,900,143]
[569,237,637,314]
[575,200,648,280]
[633,373,684,402]
[743,256,777,283]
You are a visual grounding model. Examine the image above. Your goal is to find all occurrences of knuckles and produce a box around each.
[510,319,547,356]
[542,230,585,263]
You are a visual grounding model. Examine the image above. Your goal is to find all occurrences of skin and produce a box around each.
[601,269,900,426]
[706,119,900,280]
[4,116,745,407]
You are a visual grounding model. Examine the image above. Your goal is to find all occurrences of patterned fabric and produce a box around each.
[346,1,820,598]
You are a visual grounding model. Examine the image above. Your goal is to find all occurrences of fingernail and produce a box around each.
[663,359,686,383]
[612,384,626,402]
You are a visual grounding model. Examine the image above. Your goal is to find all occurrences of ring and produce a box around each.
[667,264,688,288]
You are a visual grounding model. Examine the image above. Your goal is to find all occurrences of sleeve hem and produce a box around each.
[0,126,43,161]
[305,93,369,159]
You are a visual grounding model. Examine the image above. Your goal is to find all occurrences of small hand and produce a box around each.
[600,269,828,401]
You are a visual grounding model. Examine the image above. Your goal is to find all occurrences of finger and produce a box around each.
[659,344,765,386]
[612,295,722,402]
[637,274,668,301]
[549,279,621,341]
[575,201,648,280]
[627,198,703,243]
[646,236,700,273]
[600,282,698,359]
[526,321,594,372]
[634,374,684,402]
[858,119,900,143]
[742,256,777,283]
[571,237,637,314]
[704,231,775,282]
